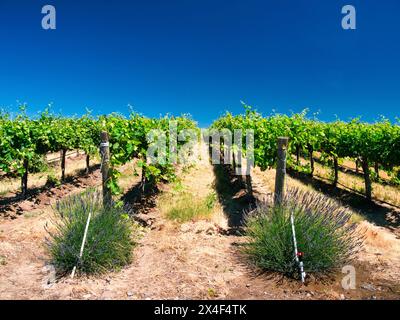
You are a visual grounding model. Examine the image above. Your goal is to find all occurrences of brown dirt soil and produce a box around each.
[0,144,399,300]
[0,153,100,219]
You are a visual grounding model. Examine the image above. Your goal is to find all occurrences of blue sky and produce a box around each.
[0,0,399,127]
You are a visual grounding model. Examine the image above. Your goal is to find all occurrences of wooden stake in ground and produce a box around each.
[361,157,372,201]
[333,156,339,186]
[274,137,289,205]
[308,145,314,177]
[21,159,29,199]
[61,149,67,182]
[85,154,90,174]
[100,131,112,207]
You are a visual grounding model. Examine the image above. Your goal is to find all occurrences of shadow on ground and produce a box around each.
[121,180,159,217]
[212,164,255,231]
[0,164,101,215]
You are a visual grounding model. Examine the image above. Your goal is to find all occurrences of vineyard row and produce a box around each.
[211,107,400,200]
[0,110,197,198]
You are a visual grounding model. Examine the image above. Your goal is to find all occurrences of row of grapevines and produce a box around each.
[211,106,400,200]
[0,108,198,198]
[103,113,198,194]
[0,109,101,197]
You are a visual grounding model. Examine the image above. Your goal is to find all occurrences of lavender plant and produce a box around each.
[47,189,135,275]
[243,188,363,278]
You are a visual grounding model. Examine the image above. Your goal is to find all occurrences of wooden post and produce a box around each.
[333,156,339,186]
[245,131,254,196]
[21,159,29,198]
[100,131,112,207]
[85,154,90,174]
[61,149,67,181]
[308,145,314,177]
[274,137,289,205]
[361,157,372,201]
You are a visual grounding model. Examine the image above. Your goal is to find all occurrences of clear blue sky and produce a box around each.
[0,0,399,126]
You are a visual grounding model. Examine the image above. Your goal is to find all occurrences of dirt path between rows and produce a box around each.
[0,144,399,299]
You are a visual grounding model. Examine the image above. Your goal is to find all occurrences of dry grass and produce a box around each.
[0,172,48,196]
[158,146,220,223]
[288,153,400,207]
[312,160,400,207]
[158,183,217,223]
[341,158,393,181]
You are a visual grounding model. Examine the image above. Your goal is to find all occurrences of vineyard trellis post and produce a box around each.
[308,145,314,177]
[100,131,112,207]
[361,157,372,201]
[21,159,29,199]
[333,156,339,186]
[61,149,67,182]
[85,154,90,174]
[274,137,289,205]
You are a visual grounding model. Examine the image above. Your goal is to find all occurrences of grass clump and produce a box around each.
[45,172,61,188]
[48,189,135,275]
[243,188,363,278]
[163,191,217,223]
